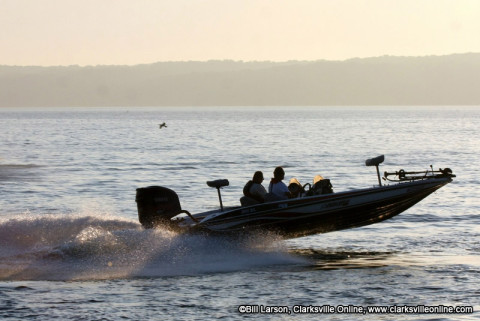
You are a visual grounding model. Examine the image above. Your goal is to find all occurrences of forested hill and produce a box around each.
[1,53,479,107]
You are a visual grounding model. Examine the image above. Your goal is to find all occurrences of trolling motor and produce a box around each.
[384,167,455,182]
[365,155,455,185]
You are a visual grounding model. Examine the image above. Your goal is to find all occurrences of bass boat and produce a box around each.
[135,155,455,239]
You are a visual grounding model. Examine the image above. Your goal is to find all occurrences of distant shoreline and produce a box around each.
[2,53,479,107]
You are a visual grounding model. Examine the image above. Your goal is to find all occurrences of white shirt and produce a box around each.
[269,181,289,199]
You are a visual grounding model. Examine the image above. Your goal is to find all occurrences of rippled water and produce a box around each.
[0,106,479,320]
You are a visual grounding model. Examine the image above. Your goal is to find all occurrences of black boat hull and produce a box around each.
[192,177,452,239]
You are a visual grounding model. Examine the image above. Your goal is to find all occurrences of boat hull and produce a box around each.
[192,177,452,239]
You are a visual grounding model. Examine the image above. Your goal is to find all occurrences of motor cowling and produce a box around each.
[135,186,182,228]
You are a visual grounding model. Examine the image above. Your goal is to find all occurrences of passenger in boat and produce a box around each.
[268,166,291,200]
[243,171,267,203]
[240,171,267,206]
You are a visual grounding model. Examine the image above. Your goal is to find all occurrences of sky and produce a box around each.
[1,0,479,66]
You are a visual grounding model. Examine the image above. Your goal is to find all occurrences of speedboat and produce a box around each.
[135,156,455,239]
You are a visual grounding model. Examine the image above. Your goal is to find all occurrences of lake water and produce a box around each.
[0,106,479,320]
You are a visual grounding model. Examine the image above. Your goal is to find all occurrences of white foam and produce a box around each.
[0,213,307,281]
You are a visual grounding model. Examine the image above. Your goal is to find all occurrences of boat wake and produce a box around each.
[289,248,395,270]
[0,213,305,281]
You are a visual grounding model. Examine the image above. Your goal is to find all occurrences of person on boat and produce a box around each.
[268,166,291,200]
[243,171,267,203]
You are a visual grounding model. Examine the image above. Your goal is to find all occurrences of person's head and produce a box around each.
[273,167,285,180]
[252,171,264,184]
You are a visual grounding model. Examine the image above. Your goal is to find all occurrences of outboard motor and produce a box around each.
[136,186,182,229]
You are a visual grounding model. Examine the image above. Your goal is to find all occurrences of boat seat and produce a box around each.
[240,196,261,207]
[365,155,385,167]
[264,192,288,202]
[288,178,305,198]
[312,179,333,195]
[206,179,229,189]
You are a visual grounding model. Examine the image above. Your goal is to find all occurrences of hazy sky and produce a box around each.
[1,0,479,66]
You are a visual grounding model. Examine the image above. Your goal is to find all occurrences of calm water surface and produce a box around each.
[0,106,479,320]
